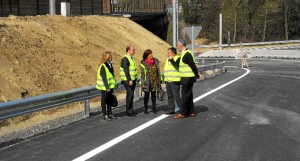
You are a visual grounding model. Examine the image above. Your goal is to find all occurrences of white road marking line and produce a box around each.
[72,115,168,161]
[193,68,250,102]
[73,68,250,161]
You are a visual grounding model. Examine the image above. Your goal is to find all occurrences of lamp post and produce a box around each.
[172,0,177,47]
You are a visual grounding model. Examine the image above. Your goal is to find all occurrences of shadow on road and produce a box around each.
[194,105,209,114]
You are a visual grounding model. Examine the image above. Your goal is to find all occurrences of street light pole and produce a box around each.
[176,1,179,41]
[219,13,223,48]
[172,0,177,47]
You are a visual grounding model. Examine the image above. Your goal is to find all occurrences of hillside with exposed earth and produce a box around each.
[0,15,170,102]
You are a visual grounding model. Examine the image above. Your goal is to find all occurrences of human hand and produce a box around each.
[107,89,111,92]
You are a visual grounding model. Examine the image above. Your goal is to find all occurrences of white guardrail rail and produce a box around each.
[187,40,300,49]
[0,60,226,121]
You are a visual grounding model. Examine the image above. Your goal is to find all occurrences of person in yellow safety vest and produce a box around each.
[174,39,200,119]
[139,49,161,114]
[164,47,182,115]
[96,51,117,121]
[120,45,138,117]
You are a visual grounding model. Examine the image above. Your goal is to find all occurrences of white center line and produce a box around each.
[194,68,250,102]
[73,115,168,161]
[73,68,250,161]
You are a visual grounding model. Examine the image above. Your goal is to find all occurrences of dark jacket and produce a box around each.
[120,55,134,83]
[179,49,200,85]
[140,58,161,87]
[100,61,115,90]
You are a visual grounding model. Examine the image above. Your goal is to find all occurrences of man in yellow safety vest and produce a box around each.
[120,45,138,116]
[164,47,181,114]
[174,39,200,119]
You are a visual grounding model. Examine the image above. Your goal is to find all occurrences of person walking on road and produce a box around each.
[174,39,199,119]
[140,49,161,114]
[164,47,181,114]
[96,51,117,121]
[120,45,138,117]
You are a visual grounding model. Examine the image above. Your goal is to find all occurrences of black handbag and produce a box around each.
[111,94,118,107]
[157,85,165,101]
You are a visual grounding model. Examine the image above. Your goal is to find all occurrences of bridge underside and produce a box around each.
[0,0,169,41]
[132,14,169,41]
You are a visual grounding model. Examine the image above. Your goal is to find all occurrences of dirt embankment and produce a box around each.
[0,15,170,102]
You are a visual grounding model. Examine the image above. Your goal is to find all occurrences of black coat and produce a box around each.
[121,55,135,83]
[100,61,115,90]
[170,49,199,85]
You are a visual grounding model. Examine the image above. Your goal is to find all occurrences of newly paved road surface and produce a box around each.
[1,59,300,161]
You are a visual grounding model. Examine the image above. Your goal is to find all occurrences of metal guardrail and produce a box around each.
[196,40,300,48]
[0,61,225,121]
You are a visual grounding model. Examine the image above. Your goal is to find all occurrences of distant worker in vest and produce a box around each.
[174,39,200,119]
[140,49,161,114]
[164,47,181,114]
[96,51,117,121]
[120,45,138,117]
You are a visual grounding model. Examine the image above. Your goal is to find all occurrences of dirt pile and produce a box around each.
[0,15,170,102]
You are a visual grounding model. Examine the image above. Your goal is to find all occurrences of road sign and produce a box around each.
[184,26,202,53]
[184,26,202,41]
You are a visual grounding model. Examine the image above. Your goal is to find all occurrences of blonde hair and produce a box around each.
[100,51,112,65]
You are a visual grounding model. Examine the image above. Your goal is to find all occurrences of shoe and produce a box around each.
[104,115,111,121]
[126,113,136,117]
[108,115,113,119]
[189,113,196,117]
[165,111,175,115]
[144,109,148,115]
[152,108,157,114]
[174,114,186,119]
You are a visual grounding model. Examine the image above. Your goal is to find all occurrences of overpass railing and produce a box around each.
[0,0,167,17]
[109,0,166,15]
[0,60,225,121]
[199,40,300,48]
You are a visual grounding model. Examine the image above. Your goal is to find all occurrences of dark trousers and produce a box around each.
[166,82,181,112]
[101,90,113,116]
[181,82,194,115]
[144,90,156,111]
[123,81,136,114]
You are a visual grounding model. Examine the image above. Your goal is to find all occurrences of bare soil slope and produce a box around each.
[0,15,170,102]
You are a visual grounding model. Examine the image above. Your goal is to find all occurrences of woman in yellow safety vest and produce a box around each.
[140,49,161,114]
[96,51,117,121]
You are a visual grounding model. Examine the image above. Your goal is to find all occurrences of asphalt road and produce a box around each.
[1,59,300,161]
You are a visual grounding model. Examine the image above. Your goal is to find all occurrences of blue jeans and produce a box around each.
[166,82,182,113]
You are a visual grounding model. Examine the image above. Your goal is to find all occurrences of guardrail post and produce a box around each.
[221,63,225,73]
[202,59,204,65]
[134,80,140,101]
[84,99,90,117]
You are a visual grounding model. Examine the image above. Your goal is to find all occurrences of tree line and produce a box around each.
[180,0,299,43]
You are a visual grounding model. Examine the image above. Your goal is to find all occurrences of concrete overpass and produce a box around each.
[0,0,169,40]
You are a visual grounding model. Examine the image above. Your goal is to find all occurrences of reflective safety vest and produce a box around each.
[164,55,180,82]
[139,64,147,85]
[96,64,117,90]
[179,49,195,77]
[120,55,138,81]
